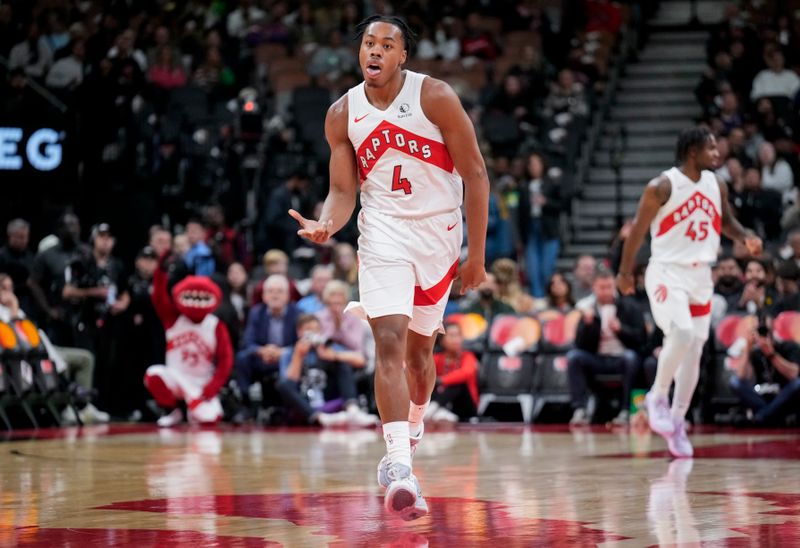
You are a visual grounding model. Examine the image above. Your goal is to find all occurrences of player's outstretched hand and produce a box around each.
[289,209,333,244]
[744,234,763,257]
[458,258,486,295]
[616,272,635,296]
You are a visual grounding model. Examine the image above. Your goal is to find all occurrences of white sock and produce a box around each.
[652,325,694,398]
[408,399,429,438]
[383,421,411,469]
[671,338,704,419]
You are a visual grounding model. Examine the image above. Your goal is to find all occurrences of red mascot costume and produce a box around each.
[144,256,233,426]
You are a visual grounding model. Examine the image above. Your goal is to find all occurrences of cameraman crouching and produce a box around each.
[729,317,800,426]
[276,314,378,427]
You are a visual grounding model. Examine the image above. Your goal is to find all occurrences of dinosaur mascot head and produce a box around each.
[171,276,222,323]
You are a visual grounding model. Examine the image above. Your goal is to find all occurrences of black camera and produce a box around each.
[756,311,770,337]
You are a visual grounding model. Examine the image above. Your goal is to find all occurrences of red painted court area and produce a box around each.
[2,424,800,547]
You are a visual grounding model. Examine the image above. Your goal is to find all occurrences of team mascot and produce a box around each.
[144,254,233,426]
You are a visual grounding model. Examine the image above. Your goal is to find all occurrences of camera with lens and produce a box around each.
[302,333,328,346]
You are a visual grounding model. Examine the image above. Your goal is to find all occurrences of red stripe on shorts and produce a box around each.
[689,301,711,317]
[413,260,459,306]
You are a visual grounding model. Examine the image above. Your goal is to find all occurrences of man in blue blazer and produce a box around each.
[233,274,299,423]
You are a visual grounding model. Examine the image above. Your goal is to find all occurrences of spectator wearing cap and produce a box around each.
[119,245,166,418]
[183,218,215,277]
[62,223,130,410]
[0,219,34,314]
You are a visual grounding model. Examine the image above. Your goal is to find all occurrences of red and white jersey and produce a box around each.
[650,167,722,265]
[347,70,462,218]
[165,315,219,381]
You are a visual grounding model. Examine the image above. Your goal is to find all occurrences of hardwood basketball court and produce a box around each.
[1,424,799,546]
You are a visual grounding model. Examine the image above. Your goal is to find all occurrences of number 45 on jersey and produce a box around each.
[684,220,709,241]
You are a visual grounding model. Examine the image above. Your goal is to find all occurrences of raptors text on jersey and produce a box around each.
[650,167,722,265]
[347,70,462,218]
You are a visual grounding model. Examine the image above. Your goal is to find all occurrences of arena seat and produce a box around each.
[477,314,539,423]
[443,313,488,354]
[11,318,80,426]
[531,309,580,420]
[0,321,38,429]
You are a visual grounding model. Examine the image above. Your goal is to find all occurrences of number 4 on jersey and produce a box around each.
[391,165,412,195]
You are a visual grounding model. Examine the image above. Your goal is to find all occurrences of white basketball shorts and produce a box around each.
[347,207,462,337]
[644,261,714,341]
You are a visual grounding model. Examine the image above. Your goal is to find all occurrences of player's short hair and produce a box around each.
[355,14,417,52]
[676,126,713,163]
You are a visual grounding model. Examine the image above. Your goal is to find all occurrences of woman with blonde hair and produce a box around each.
[491,258,537,314]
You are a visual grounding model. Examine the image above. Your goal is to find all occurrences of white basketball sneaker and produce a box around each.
[383,463,428,521]
[667,417,694,458]
[645,392,675,436]
[157,408,183,428]
[377,422,423,489]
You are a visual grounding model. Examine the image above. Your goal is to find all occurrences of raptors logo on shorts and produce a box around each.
[655,284,668,303]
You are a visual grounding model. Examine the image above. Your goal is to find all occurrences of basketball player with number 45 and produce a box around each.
[617,127,762,458]
[289,15,489,520]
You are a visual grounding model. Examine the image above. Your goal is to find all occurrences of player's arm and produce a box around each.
[421,77,489,292]
[717,178,762,256]
[616,175,671,294]
[289,95,359,244]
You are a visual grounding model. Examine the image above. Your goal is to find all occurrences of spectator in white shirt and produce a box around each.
[46,39,85,91]
[226,0,266,40]
[758,141,794,205]
[750,50,800,101]
[9,21,53,79]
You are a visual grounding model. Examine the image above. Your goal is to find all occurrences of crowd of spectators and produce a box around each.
[3,1,795,428]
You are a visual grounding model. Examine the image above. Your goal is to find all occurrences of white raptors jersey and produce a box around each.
[165,315,219,380]
[650,167,722,265]
[347,70,462,218]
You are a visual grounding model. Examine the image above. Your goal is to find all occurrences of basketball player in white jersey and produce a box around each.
[289,15,488,519]
[617,127,762,457]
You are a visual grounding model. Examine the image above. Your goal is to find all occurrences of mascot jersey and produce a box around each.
[151,264,233,399]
